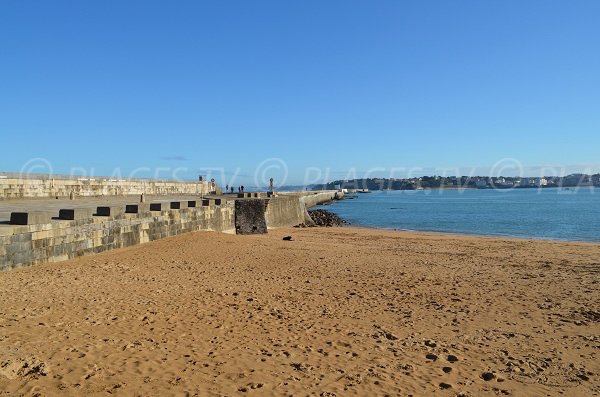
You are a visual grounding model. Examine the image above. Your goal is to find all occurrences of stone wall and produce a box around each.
[0,177,210,199]
[0,203,234,270]
[264,191,339,228]
[0,190,339,270]
[234,199,268,234]
[264,195,307,228]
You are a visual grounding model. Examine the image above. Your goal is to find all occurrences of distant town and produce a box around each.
[314,173,600,191]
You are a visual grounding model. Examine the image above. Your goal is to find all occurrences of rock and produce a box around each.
[439,382,452,389]
[447,354,459,363]
[442,366,452,373]
[481,372,496,381]
[426,353,438,361]
[282,236,293,241]
[308,209,348,227]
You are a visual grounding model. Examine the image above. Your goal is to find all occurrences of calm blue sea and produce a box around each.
[323,188,600,242]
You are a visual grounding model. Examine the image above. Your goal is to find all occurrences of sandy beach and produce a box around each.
[1,227,599,396]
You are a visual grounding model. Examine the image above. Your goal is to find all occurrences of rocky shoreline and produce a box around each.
[294,209,348,228]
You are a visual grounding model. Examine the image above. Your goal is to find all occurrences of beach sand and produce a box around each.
[1,227,599,396]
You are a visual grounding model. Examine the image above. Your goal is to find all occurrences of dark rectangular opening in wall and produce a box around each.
[187,201,197,207]
[170,202,181,209]
[202,199,210,206]
[126,205,139,213]
[58,209,76,220]
[150,203,162,211]
[9,212,29,225]
[97,206,111,216]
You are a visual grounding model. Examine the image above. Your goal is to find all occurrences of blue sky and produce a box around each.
[1,1,599,186]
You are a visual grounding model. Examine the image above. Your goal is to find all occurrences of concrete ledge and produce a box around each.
[10,211,52,225]
[58,208,94,221]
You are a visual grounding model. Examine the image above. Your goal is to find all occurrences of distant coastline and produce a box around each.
[315,173,600,191]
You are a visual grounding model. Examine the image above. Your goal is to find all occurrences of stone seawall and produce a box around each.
[0,203,235,270]
[265,191,339,228]
[0,190,339,270]
[0,176,210,199]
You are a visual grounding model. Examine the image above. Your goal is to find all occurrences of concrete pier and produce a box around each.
[0,184,340,270]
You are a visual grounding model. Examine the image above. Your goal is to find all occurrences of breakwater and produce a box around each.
[0,186,340,270]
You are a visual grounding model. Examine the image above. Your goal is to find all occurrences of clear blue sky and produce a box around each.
[1,1,599,186]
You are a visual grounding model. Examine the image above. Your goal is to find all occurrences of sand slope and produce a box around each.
[1,227,599,396]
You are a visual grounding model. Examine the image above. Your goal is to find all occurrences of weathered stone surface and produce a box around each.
[235,199,268,235]
[0,177,210,200]
[9,211,52,225]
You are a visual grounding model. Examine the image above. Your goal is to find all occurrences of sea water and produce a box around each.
[323,188,600,242]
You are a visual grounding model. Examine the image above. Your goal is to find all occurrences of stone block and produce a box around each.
[170,201,188,210]
[58,208,94,221]
[96,206,124,217]
[125,204,149,213]
[10,211,52,225]
[150,203,166,211]
[234,199,267,234]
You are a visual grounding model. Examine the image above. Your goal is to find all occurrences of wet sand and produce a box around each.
[1,227,599,396]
